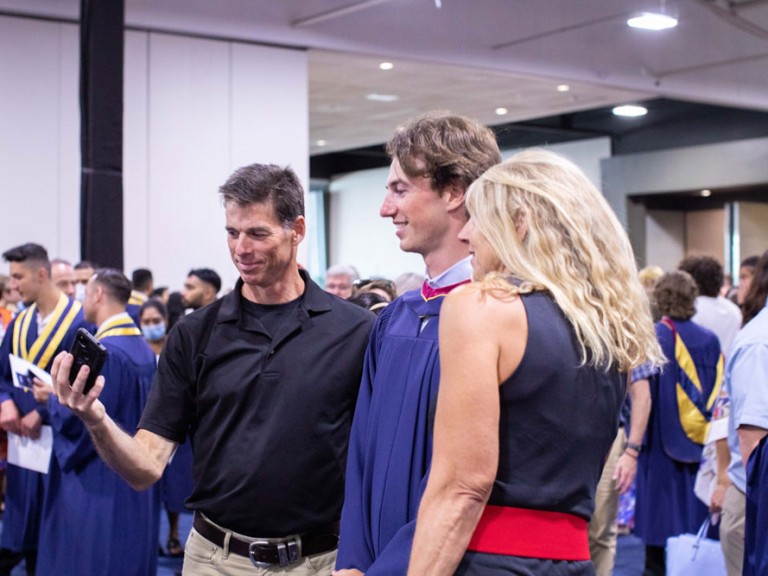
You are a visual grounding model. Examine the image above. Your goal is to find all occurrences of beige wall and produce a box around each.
[738,202,768,261]
[685,209,726,263]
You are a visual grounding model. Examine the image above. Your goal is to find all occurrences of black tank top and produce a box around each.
[488,291,626,520]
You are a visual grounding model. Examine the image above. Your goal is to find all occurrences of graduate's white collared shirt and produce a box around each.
[424,256,472,289]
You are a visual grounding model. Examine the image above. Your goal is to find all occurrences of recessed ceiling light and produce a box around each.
[612,105,648,117]
[379,62,394,71]
[700,189,712,197]
[495,107,508,116]
[316,139,327,147]
[365,93,399,102]
[556,84,571,92]
[627,12,678,30]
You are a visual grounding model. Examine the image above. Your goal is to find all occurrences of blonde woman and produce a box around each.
[407,149,664,576]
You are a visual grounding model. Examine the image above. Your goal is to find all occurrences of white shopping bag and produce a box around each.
[666,517,727,576]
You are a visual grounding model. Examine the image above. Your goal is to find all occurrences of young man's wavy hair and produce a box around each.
[386,111,501,194]
[466,148,664,372]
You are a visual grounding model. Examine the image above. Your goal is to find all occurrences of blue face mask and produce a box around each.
[141,322,166,342]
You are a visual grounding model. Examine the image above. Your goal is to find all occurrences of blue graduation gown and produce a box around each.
[161,435,194,514]
[36,327,160,576]
[0,296,87,552]
[635,318,722,547]
[125,290,146,327]
[338,289,449,575]
[125,303,142,327]
[745,435,768,576]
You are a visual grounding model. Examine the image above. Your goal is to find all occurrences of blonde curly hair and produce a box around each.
[466,149,664,372]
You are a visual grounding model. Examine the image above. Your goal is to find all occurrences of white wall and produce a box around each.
[328,137,612,280]
[645,210,685,271]
[501,137,611,191]
[0,18,80,265]
[329,166,425,280]
[0,15,309,291]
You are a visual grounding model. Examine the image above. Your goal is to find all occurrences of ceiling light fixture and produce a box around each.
[627,1,678,31]
[495,107,508,116]
[556,84,571,92]
[612,104,648,117]
[627,12,678,30]
[379,62,394,71]
[316,139,327,147]
[700,189,712,197]
[365,93,399,102]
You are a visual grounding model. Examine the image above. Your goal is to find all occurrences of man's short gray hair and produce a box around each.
[325,265,359,281]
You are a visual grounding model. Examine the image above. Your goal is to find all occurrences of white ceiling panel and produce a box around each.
[3,0,767,154]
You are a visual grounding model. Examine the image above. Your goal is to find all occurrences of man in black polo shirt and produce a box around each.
[50,164,375,575]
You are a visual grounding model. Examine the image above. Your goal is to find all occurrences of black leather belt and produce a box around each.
[193,513,339,568]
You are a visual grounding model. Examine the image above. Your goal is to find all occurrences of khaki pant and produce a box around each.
[588,428,625,576]
[182,525,336,576]
[719,484,745,576]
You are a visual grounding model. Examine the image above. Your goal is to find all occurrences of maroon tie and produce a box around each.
[420,279,471,301]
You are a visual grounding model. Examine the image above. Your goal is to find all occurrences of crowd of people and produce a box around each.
[0,110,765,576]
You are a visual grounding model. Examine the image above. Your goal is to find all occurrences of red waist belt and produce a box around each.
[467,505,589,561]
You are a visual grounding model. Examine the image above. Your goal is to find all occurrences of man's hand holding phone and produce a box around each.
[51,349,107,428]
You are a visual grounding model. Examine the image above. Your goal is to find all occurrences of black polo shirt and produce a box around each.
[138,270,374,537]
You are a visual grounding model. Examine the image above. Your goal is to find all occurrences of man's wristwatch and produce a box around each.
[624,441,642,453]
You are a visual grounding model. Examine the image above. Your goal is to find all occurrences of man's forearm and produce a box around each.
[85,418,168,490]
[738,426,768,468]
[50,350,173,489]
[715,438,731,486]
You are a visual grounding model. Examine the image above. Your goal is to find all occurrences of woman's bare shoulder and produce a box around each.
[443,282,526,327]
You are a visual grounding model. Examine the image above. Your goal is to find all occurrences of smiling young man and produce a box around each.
[335,112,501,576]
[50,164,375,575]
[0,243,88,576]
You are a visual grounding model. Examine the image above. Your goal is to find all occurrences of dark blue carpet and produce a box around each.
[615,533,645,576]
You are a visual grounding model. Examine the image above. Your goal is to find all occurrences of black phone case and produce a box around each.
[68,328,108,394]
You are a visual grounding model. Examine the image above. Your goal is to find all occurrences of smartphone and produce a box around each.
[68,328,108,394]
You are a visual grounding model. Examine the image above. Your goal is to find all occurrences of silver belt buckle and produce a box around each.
[249,536,302,568]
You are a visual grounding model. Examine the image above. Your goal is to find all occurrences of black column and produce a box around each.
[79,0,125,269]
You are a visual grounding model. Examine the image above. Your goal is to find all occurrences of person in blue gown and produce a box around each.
[634,270,723,576]
[336,112,501,576]
[33,269,159,576]
[0,243,88,576]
